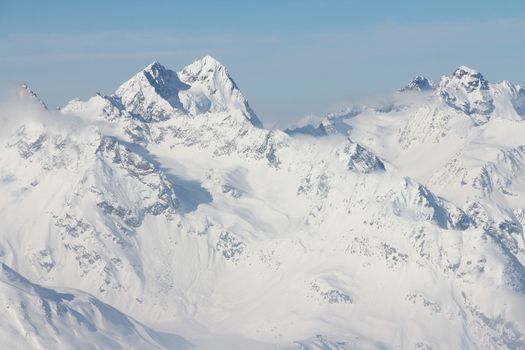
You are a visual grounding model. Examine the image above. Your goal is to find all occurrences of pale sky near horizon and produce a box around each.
[1,0,525,125]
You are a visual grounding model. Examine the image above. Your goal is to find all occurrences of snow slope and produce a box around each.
[1,58,525,349]
[0,263,190,350]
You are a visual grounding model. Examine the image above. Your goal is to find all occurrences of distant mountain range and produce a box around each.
[1,56,524,349]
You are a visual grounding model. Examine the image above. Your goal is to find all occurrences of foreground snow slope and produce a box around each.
[0,263,190,350]
[0,57,524,349]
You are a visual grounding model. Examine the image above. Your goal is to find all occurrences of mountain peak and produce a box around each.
[438,65,494,118]
[140,61,185,88]
[143,61,167,73]
[114,61,188,122]
[179,55,229,83]
[17,83,48,109]
[453,65,482,77]
[201,55,222,65]
[178,56,263,127]
[399,75,434,92]
[449,65,489,91]
[69,56,262,127]
[190,55,225,70]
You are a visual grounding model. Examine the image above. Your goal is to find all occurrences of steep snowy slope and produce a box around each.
[1,58,525,349]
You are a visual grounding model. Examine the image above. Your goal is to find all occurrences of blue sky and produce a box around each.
[1,0,525,124]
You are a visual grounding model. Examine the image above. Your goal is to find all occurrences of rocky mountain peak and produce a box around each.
[17,83,48,109]
[399,75,434,92]
[450,65,489,92]
[438,66,495,118]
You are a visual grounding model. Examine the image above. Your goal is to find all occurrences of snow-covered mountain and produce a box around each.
[1,57,525,349]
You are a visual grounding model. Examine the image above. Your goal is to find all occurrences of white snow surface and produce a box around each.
[1,58,525,349]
